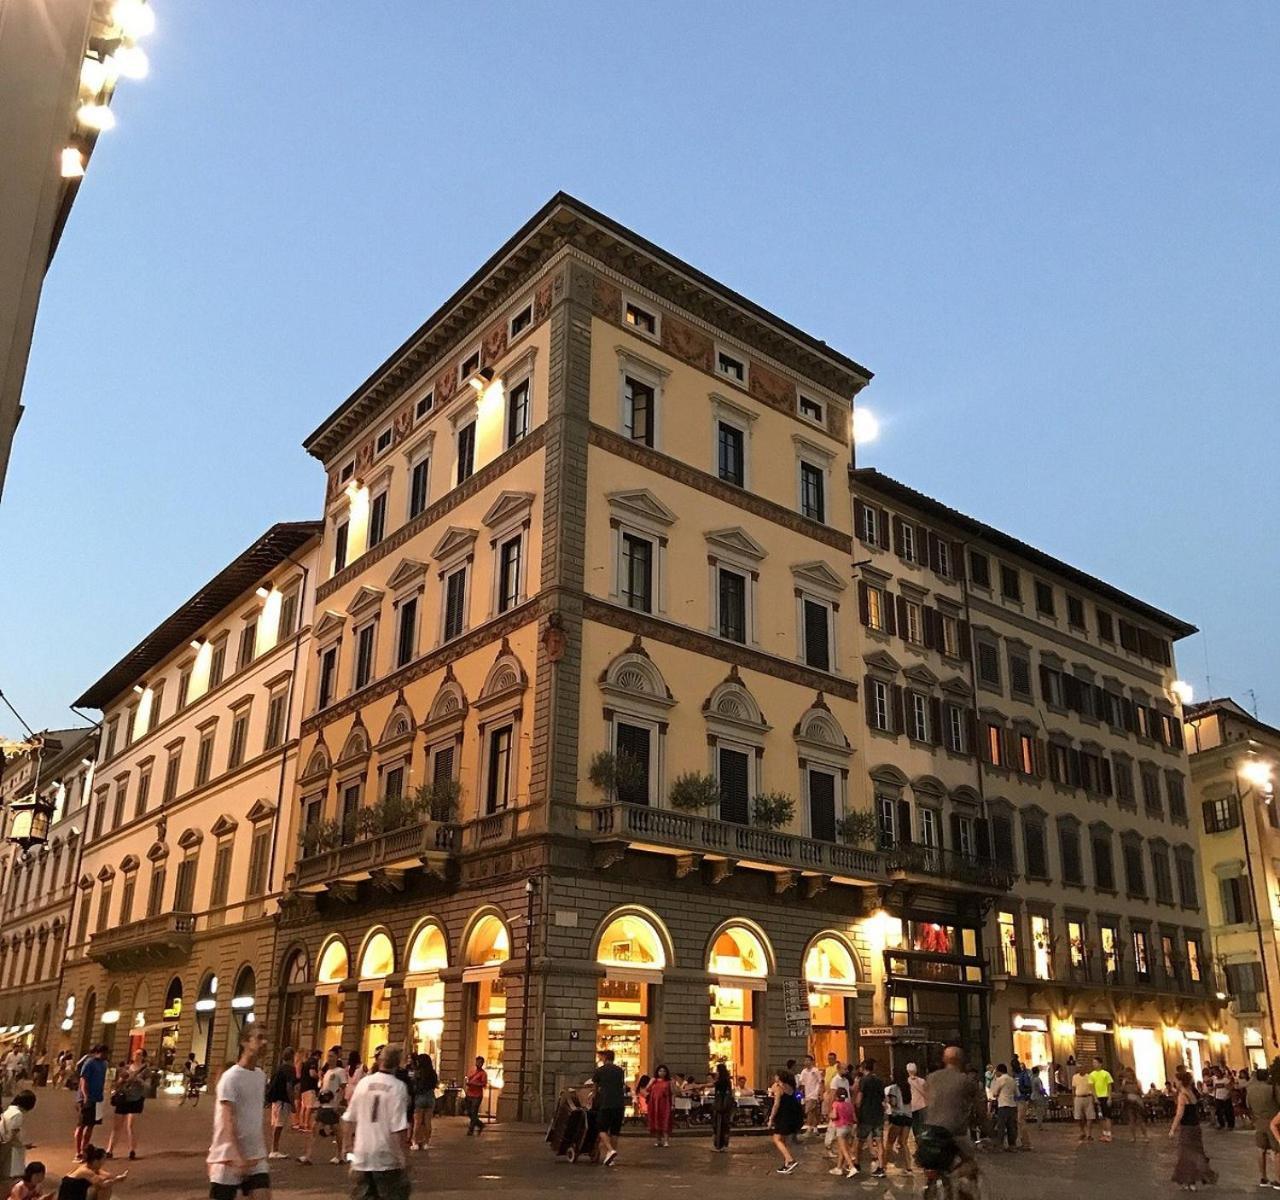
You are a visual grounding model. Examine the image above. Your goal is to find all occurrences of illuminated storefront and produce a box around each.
[595,911,666,1084]
[161,978,182,1074]
[229,967,257,1061]
[357,932,394,1063]
[805,933,858,1063]
[708,923,770,1086]
[464,915,510,1093]
[1074,1017,1115,1069]
[405,922,448,1060]
[1010,1013,1050,1068]
[314,938,348,1052]
[128,981,149,1061]
[1126,1026,1166,1090]
[1243,1026,1267,1070]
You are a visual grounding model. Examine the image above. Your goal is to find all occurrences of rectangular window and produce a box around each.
[278,587,299,640]
[340,781,362,842]
[334,520,349,573]
[919,807,938,848]
[485,726,513,814]
[444,568,467,641]
[717,348,746,384]
[1096,609,1115,642]
[1031,915,1053,980]
[800,461,825,522]
[1059,822,1083,884]
[414,390,434,420]
[799,394,823,423]
[383,764,404,801]
[997,911,1018,975]
[506,378,530,446]
[210,840,233,909]
[1225,961,1263,1012]
[899,522,916,563]
[1132,930,1150,980]
[1023,821,1047,877]
[134,768,151,819]
[174,856,198,912]
[119,876,135,926]
[935,541,953,579]
[96,882,113,933]
[1000,564,1022,602]
[456,421,476,483]
[1034,580,1055,616]
[1092,833,1115,890]
[621,534,653,612]
[112,781,127,829]
[946,705,966,753]
[807,770,836,842]
[623,376,655,446]
[178,667,192,711]
[1067,595,1086,628]
[146,865,166,918]
[124,704,137,748]
[870,680,891,732]
[228,708,250,769]
[718,569,747,643]
[615,722,652,806]
[1007,653,1031,697]
[498,536,522,613]
[718,747,750,825]
[1220,875,1253,924]
[1186,937,1202,983]
[209,637,227,689]
[1176,852,1199,908]
[195,729,215,787]
[396,596,418,667]
[1067,920,1086,971]
[968,550,990,588]
[1141,768,1163,818]
[939,613,959,657]
[910,692,929,742]
[986,724,1005,766]
[717,422,745,486]
[246,825,271,898]
[1100,925,1119,980]
[317,646,338,709]
[1123,840,1147,897]
[508,302,532,338]
[1152,849,1174,904]
[354,624,376,689]
[264,690,287,750]
[368,490,388,547]
[408,455,430,518]
[624,300,657,335]
[903,600,923,645]
[459,348,480,381]
[976,641,1001,688]
[802,599,831,672]
[1019,733,1035,776]
[374,424,393,456]
[237,620,257,671]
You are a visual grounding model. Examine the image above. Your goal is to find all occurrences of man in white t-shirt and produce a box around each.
[319,1048,350,1166]
[797,1055,824,1133]
[343,1046,410,1200]
[207,1028,270,1200]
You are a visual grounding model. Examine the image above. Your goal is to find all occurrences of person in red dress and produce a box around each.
[647,1064,674,1148]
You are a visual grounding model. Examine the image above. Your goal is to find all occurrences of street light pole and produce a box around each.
[517,875,538,1122]
[1232,758,1279,1054]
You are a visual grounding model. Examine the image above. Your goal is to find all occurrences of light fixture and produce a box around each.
[230,995,254,1010]
[194,998,216,1013]
[132,683,145,695]
[1079,1020,1109,1033]
[7,794,54,849]
[111,0,155,39]
[245,1012,256,1024]
[101,1009,121,1025]
[76,103,116,132]
[852,407,880,444]
[60,148,85,179]
[113,44,149,79]
[65,997,76,1018]
[60,1018,73,1032]
[467,366,496,394]
[1216,990,1228,1001]
[80,757,93,769]
[255,586,270,599]
[1170,680,1194,705]
[79,56,115,95]
[1241,759,1274,793]
[190,638,204,651]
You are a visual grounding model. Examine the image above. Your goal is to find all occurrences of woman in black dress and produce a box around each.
[768,1069,803,1174]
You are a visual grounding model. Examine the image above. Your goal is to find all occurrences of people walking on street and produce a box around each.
[297,1089,340,1166]
[105,1055,149,1162]
[767,1069,803,1174]
[1027,1065,1049,1130]
[0,1091,36,1179]
[923,1046,985,1189]
[646,1064,673,1148]
[409,1054,438,1152]
[205,1028,269,1200]
[826,1086,855,1176]
[710,1063,733,1153]
[463,1058,488,1137]
[906,1062,928,1141]
[1248,1067,1280,1189]
[178,1056,198,1107]
[1212,1070,1235,1130]
[589,1050,625,1167]
[265,1050,295,1161]
[852,1059,886,1178]
[798,1055,823,1134]
[343,1046,410,1200]
[295,1054,318,1134]
[1089,1057,1114,1143]
[1117,1068,1148,1142]
[319,1049,349,1163]
[1014,1060,1035,1149]
[989,1064,1018,1151]
[73,1046,108,1162]
[883,1071,913,1173]
[57,1145,126,1200]
[1172,1065,1217,1190]
[1072,1062,1096,1142]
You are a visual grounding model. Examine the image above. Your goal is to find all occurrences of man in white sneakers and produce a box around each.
[207,1028,271,1200]
[343,1046,411,1200]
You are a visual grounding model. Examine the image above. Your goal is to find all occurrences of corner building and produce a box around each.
[850,470,1221,1088]
[276,195,1013,1121]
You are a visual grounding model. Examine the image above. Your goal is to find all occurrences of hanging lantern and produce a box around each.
[7,792,54,849]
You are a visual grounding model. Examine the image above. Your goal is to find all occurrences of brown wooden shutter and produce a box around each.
[892,516,905,556]
[895,595,909,635]
[1003,727,1019,768]
[883,593,898,636]
[929,697,944,745]
[857,581,870,626]
[1100,756,1114,796]
[964,709,978,755]
[877,509,891,549]
[926,529,942,573]
[854,500,868,538]
[958,619,972,659]
[1039,664,1053,702]
[863,675,875,727]
[922,607,937,650]
[896,798,912,845]
[1033,738,1047,778]
[891,685,905,734]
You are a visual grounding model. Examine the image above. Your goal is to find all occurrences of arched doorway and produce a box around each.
[128,981,150,1061]
[463,914,510,1094]
[405,923,447,1060]
[315,938,349,1052]
[805,933,859,1064]
[192,973,218,1066]
[595,910,668,1085]
[102,985,123,1061]
[228,967,257,1062]
[707,923,771,1086]
[162,978,183,1077]
[278,951,308,1056]
[357,932,394,1063]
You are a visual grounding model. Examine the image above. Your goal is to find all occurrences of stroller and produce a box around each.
[547,1088,595,1162]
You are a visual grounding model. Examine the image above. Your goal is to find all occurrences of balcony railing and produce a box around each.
[296,820,459,890]
[88,912,195,967]
[883,842,1015,892]
[591,802,886,882]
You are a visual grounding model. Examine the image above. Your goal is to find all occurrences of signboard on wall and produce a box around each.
[784,979,812,1038]
[859,1025,928,1041]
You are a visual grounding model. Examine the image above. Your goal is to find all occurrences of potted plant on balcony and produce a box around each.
[834,810,879,848]
[356,806,381,840]
[587,750,647,802]
[751,791,795,831]
[376,792,420,833]
[301,819,340,858]
[409,778,462,823]
[668,771,721,812]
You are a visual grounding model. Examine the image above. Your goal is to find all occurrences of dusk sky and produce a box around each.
[2,3,1277,732]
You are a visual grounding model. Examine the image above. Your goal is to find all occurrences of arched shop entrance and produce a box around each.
[463,914,510,1095]
[707,923,771,1086]
[315,938,349,1052]
[405,923,448,1060]
[229,967,257,1061]
[128,981,150,1061]
[805,933,858,1063]
[162,978,183,1076]
[595,910,668,1084]
[192,973,218,1065]
[356,932,394,1063]
[278,952,308,1056]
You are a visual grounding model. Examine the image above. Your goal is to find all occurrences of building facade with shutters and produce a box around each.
[849,468,1222,1089]
[56,522,320,1072]
[1184,698,1280,1069]
[0,726,98,1055]
[271,194,1014,1123]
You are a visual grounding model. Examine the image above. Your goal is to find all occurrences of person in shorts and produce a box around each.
[852,1059,886,1179]
[297,1090,339,1165]
[1247,1067,1280,1189]
[1088,1057,1114,1143]
[1072,1064,1096,1140]
[343,1048,410,1200]
[827,1086,856,1176]
[590,1049,626,1167]
[265,1051,295,1160]
[74,1045,108,1161]
[206,1028,270,1200]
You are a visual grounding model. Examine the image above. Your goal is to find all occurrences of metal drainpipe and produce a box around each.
[955,543,990,817]
[261,553,311,1051]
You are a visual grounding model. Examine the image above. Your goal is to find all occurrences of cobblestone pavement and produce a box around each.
[10,1092,1267,1199]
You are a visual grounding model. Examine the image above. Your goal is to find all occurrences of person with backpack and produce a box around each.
[1014,1060,1034,1150]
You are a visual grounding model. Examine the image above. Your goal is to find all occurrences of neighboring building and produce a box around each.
[1185,698,1280,1069]
[58,521,320,1071]
[0,726,98,1054]
[0,0,154,495]
[273,193,1015,1121]
[850,469,1220,1089]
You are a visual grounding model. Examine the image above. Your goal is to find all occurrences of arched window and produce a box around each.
[463,914,510,1095]
[229,966,257,1060]
[805,933,858,1063]
[406,922,448,1060]
[594,910,669,1084]
[707,923,772,1088]
[315,937,349,1052]
[357,931,394,1061]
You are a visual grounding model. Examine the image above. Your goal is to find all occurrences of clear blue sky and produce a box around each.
[3,3,1277,731]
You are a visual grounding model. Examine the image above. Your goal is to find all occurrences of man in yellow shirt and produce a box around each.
[1087,1057,1114,1143]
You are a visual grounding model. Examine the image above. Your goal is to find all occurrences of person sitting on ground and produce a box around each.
[8,1160,48,1200]
[56,1147,126,1200]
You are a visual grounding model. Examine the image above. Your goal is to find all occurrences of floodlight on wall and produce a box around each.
[467,366,496,394]
[60,148,85,178]
[76,103,116,132]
